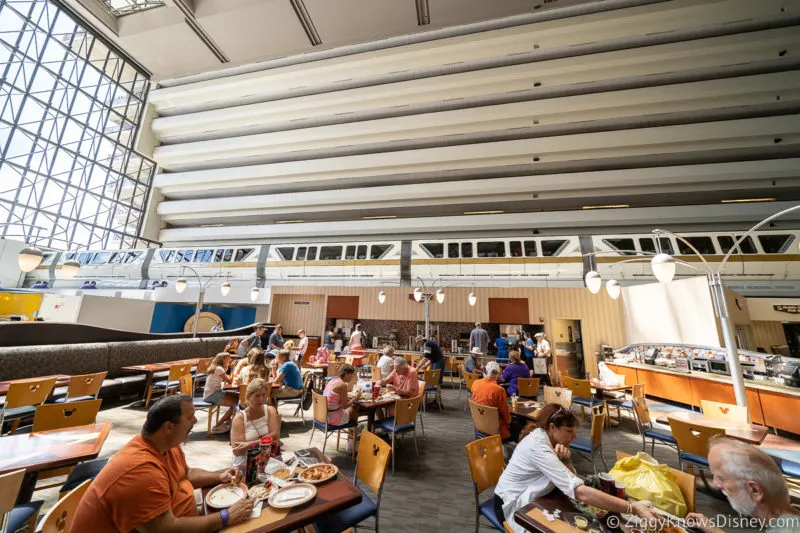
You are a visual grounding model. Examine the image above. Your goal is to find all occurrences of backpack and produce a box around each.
[301,372,313,410]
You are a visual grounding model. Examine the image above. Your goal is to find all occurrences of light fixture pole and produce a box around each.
[175,265,229,338]
[413,278,444,339]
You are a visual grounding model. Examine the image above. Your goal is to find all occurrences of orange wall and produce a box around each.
[0,291,43,318]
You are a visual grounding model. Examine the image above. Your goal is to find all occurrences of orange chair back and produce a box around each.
[631,396,652,425]
[469,400,500,437]
[38,478,91,533]
[394,395,422,427]
[0,469,25,518]
[668,417,725,458]
[239,383,249,409]
[591,410,606,447]
[464,434,504,494]
[327,362,340,377]
[371,367,382,381]
[66,372,107,399]
[423,369,441,389]
[196,358,213,375]
[632,383,645,399]
[168,363,194,382]
[356,430,391,495]
[518,378,540,398]
[6,377,58,409]
[464,372,481,391]
[312,390,328,424]
[700,400,748,423]
[562,376,592,399]
[32,399,102,432]
[543,386,572,407]
[179,375,193,397]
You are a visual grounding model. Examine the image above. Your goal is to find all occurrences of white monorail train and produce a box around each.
[24,230,800,296]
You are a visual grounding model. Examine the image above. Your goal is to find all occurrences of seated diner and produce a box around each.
[470,361,512,441]
[230,378,280,467]
[323,363,359,426]
[272,348,303,399]
[501,350,531,397]
[376,345,395,379]
[203,353,237,434]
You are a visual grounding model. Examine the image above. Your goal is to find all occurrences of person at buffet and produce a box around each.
[203,353,237,434]
[268,324,285,351]
[501,350,531,397]
[495,332,510,362]
[237,323,265,357]
[349,323,365,351]
[522,332,535,370]
[376,345,396,379]
[271,349,303,399]
[471,361,512,441]
[686,437,799,533]
[334,333,344,355]
[72,395,253,532]
[324,326,335,351]
[230,378,280,468]
[469,321,489,355]
[323,363,360,426]
[494,403,657,533]
[415,335,445,383]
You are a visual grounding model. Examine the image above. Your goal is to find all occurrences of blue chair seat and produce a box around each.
[152,380,180,388]
[478,497,504,530]
[2,405,36,419]
[424,386,437,392]
[569,436,599,454]
[643,428,676,444]
[313,419,357,432]
[572,397,603,408]
[193,398,215,408]
[314,485,376,533]
[680,451,709,467]
[375,417,415,433]
[779,459,800,477]
[475,430,490,439]
[606,399,632,408]
[53,395,95,404]
[61,458,108,493]
[9,501,44,533]
[195,373,208,380]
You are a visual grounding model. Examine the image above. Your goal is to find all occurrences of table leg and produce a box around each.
[367,409,376,432]
[16,471,37,504]
[141,371,154,400]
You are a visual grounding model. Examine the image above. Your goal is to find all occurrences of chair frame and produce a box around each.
[668,417,725,474]
[517,377,540,400]
[468,400,500,439]
[37,478,91,533]
[422,369,443,413]
[606,383,644,424]
[465,434,505,533]
[277,371,311,424]
[309,391,357,461]
[192,358,213,397]
[699,400,748,423]
[570,409,608,474]
[0,469,26,533]
[383,395,422,474]
[352,430,392,533]
[63,372,107,402]
[145,363,193,408]
[543,386,572,407]
[562,377,601,420]
[463,371,482,411]
[32,399,102,433]
[631,397,678,456]
[0,377,58,435]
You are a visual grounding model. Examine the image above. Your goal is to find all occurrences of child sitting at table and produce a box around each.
[311,346,330,364]
[203,352,237,434]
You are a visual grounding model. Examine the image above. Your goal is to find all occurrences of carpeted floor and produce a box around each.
[32,385,764,532]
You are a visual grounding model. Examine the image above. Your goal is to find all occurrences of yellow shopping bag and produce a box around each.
[609,452,688,517]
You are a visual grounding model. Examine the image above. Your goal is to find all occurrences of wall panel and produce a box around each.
[750,321,788,352]
[269,294,326,336]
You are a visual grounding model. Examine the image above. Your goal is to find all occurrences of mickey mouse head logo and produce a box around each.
[477,407,485,415]
[55,511,68,532]
[555,391,562,397]
[372,443,381,456]
[480,447,488,459]
[719,407,730,414]
[29,384,40,392]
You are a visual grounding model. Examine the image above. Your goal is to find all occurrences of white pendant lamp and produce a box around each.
[651,253,676,284]
[413,287,422,302]
[585,271,602,294]
[175,278,188,294]
[468,292,477,306]
[435,289,445,304]
[61,259,81,279]
[18,247,43,272]
[250,287,260,302]
[378,290,386,304]
[606,279,621,299]
[220,281,231,296]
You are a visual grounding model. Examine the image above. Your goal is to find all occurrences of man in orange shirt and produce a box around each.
[72,395,253,532]
[471,361,512,442]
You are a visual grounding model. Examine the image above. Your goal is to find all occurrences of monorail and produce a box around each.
[24,230,800,297]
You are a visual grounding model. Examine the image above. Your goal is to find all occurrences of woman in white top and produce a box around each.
[230,378,280,467]
[203,353,237,434]
[494,403,656,533]
[297,329,309,361]
[349,324,365,350]
[376,345,395,379]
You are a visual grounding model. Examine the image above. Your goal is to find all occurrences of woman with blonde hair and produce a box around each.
[239,350,269,385]
[230,378,280,467]
[203,352,237,433]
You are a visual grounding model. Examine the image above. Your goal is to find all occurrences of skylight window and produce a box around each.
[99,0,166,17]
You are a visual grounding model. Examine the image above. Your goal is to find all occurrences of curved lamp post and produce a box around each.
[175,265,232,338]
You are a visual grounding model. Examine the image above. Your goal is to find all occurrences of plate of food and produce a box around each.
[268,483,317,509]
[297,463,338,484]
[205,483,246,509]
[247,483,271,501]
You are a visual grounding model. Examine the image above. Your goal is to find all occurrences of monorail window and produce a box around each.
[125,252,142,263]
[603,238,636,256]
[91,252,111,264]
[759,234,795,254]
[510,241,522,257]
[541,240,568,257]
[65,253,76,260]
[307,247,317,261]
[357,245,367,260]
[213,249,224,262]
[174,250,185,262]
[194,249,213,262]
[319,246,342,260]
[477,242,505,258]
[370,244,391,259]
[78,252,92,264]
[524,241,537,257]
[296,247,307,261]
[677,237,715,255]
[159,250,174,262]
[182,250,194,262]
[718,236,757,254]
[276,247,295,261]
[345,246,356,260]
[235,248,254,262]
[461,242,473,258]
[448,243,459,258]
[421,243,444,259]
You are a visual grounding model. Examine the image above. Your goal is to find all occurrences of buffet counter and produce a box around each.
[606,362,800,434]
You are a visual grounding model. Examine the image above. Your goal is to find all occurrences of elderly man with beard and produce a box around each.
[686,437,799,533]
[72,395,253,532]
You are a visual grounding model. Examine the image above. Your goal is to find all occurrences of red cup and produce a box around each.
[615,481,626,500]
[598,473,615,495]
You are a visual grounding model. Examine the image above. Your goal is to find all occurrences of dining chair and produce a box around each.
[631,397,678,456]
[569,408,608,474]
[668,417,725,473]
[309,391,358,460]
[313,430,391,533]
[277,372,311,424]
[144,363,193,408]
[192,358,213,397]
[616,450,696,513]
[53,372,107,404]
[58,457,109,500]
[366,353,378,367]
[326,362,341,382]
[32,399,102,432]
[37,478,91,533]
[0,469,43,533]
[464,434,505,532]
[700,400,748,424]
[417,379,427,438]
[238,383,249,410]
[375,394,422,473]
[422,369,443,412]
[503,522,514,533]
[562,377,603,420]
[0,377,58,436]
[463,372,482,411]
[517,378,540,400]
[177,375,217,437]
[606,383,645,424]
[468,400,500,440]
[543,386,572,408]
[371,367,382,381]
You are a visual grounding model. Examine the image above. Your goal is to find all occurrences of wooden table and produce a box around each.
[656,411,768,445]
[353,396,396,431]
[0,374,71,396]
[511,402,542,423]
[207,448,362,533]
[121,358,200,400]
[0,422,111,503]
[303,363,330,391]
[759,433,800,463]
[514,488,622,533]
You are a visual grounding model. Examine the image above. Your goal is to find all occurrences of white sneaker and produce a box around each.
[211,421,231,434]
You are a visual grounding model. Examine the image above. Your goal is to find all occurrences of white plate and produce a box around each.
[205,484,245,509]
[268,483,317,509]
[297,464,338,484]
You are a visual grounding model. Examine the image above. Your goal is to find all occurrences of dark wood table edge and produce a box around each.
[0,374,72,396]
[656,414,768,444]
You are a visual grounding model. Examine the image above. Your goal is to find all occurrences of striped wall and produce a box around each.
[751,320,788,352]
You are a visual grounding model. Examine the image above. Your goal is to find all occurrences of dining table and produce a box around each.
[303,362,330,391]
[353,395,396,431]
[0,374,71,396]
[0,422,112,504]
[121,358,200,400]
[655,411,768,445]
[514,488,619,533]
[510,401,542,423]
[205,448,362,533]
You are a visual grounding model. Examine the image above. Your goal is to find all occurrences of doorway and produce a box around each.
[550,318,584,378]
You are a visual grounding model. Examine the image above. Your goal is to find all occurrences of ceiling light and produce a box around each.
[61,259,81,279]
[720,198,776,203]
[220,281,231,296]
[175,278,187,294]
[582,205,630,210]
[18,247,43,272]
[606,279,621,299]
[250,287,260,302]
[275,220,305,224]
[585,271,602,294]
[435,289,445,304]
[413,287,422,302]
[468,292,477,306]
[378,291,386,304]
[362,215,397,220]
[463,210,504,215]
[651,253,676,284]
